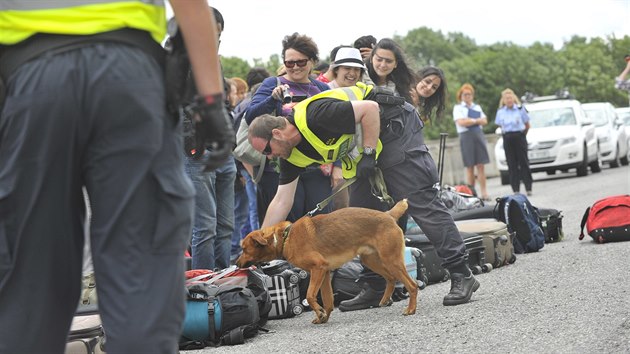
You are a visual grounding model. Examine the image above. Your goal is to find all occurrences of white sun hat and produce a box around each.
[330,47,367,70]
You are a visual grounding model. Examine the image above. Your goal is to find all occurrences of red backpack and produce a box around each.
[579,195,630,243]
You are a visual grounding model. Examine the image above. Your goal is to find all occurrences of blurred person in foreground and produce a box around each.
[0,1,232,352]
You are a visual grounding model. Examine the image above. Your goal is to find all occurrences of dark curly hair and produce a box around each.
[282,32,319,62]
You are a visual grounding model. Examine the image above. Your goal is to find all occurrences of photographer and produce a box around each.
[245,33,332,224]
[615,55,630,93]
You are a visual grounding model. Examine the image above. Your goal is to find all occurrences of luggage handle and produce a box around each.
[437,133,448,186]
[578,206,591,240]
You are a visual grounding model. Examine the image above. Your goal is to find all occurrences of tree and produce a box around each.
[220,56,251,79]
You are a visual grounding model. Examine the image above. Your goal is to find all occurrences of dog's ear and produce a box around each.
[252,232,268,247]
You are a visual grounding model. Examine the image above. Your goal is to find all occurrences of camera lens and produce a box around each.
[282,87,292,104]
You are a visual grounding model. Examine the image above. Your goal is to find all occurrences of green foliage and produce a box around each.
[221,56,251,79]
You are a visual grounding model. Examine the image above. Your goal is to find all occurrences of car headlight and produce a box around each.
[559,137,576,145]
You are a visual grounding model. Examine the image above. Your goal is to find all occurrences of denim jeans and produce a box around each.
[231,169,259,260]
[243,169,259,233]
[185,153,236,270]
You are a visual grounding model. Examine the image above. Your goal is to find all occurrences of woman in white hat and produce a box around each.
[328,47,367,89]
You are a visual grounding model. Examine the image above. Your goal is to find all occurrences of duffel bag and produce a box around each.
[579,195,630,243]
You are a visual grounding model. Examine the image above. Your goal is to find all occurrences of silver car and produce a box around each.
[582,102,629,167]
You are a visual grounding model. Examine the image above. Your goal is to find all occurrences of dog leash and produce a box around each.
[368,167,394,207]
[306,177,358,217]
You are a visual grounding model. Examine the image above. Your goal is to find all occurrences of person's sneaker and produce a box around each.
[443,273,480,306]
[338,285,391,312]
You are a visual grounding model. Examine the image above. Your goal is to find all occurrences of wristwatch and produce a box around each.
[363,146,376,156]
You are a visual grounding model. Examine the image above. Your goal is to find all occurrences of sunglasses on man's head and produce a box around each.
[284,59,309,68]
[262,139,273,155]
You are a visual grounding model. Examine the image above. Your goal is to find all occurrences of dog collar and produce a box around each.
[278,223,292,259]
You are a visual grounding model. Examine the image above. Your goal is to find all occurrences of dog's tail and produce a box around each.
[386,198,408,221]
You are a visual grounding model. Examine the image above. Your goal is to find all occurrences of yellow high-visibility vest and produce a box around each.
[287,83,382,179]
[0,0,166,45]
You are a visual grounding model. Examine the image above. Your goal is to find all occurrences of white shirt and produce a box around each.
[453,101,486,134]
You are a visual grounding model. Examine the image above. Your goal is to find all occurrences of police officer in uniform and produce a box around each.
[248,83,479,311]
[0,1,233,352]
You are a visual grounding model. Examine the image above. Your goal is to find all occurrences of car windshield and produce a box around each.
[528,107,577,128]
[583,108,609,127]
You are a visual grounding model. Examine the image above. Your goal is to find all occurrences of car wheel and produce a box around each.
[590,153,602,173]
[620,149,629,166]
[500,171,510,185]
[576,148,588,177]
[610,144,620,168]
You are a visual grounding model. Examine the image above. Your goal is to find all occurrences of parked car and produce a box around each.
[582,102,629,167]
[615,106,630,153]
[495,94,600,185]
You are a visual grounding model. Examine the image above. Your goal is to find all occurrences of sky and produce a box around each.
[167,0,630,65]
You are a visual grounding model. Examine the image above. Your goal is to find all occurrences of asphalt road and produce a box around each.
[185,164,630,354]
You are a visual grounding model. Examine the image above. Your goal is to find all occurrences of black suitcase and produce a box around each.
[404,233,450,285]
[260,260,306,319]
[452,204,497,221]
[537,207,564,243]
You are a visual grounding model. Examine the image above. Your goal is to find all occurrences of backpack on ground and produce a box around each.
[494,194,545,254]
[579,195,630,243]
[537,207,564,243]
[185,266,272,326]
[180,283,264,349]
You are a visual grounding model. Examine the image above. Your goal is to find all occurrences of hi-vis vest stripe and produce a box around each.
[287,83,382,179]
[0,0,166,45]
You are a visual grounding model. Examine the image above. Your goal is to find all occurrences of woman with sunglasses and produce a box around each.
[246,32,332,223]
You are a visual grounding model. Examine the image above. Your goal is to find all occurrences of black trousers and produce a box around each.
[0,44,194,353]
[349,151,468,290]
[503,132,532,193]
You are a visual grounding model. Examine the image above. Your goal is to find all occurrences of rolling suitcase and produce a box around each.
[260,260,305,319]
[404,233,450,285]
[65,313,106,354]
[456,219,516,268]
[460,231,491,274]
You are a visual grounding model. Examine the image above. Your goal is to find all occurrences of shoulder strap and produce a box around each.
[579,206,591,240]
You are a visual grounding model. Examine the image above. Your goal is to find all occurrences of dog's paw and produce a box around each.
[402,307,416,316]
[311,309,329,324]
[379,299,393,307]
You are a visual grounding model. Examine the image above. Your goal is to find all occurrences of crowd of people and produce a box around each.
[2,1,628,352]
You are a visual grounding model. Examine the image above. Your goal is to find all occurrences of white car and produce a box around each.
[614,106,630,153]
[495,97,600,185]
[582,102,629,167]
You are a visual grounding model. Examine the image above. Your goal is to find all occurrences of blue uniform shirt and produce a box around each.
[495,105,530,133]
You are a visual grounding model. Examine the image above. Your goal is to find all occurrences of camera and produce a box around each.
[282,86,292,104]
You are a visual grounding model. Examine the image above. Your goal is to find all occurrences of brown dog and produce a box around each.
[236,199,418,324]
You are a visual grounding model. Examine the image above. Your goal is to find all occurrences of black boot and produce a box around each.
[443,273,480,306]
[338,284,391,312]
